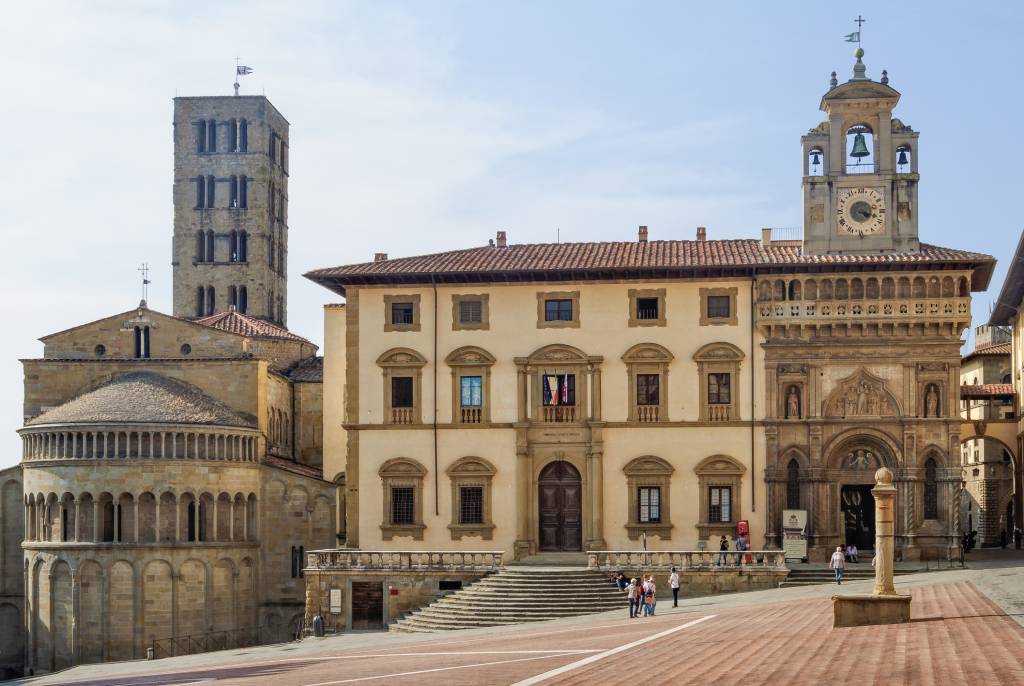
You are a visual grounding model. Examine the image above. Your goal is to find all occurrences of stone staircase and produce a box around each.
[779,564,918,587]
[390,567,626,633]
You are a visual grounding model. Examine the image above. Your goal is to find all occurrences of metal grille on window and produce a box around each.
[459,299,483,324]
[636,297,659,320]
[710,486,731,523]
[638,486,660,523]
[391,302,415,325]
[391,487,415,525]
[707,295,731,318]
[459,486,484,525]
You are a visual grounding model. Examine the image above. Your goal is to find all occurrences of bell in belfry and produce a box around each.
[896,148,909,166]
[850,132,870,158]
[811,151,821,166]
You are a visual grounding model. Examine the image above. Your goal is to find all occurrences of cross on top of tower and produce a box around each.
[137,262,150,307]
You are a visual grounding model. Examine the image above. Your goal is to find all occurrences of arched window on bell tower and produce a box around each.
[845,124,874,174]
[807,146,825,176]
[896,145,913,174]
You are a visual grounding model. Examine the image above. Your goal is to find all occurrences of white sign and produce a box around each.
[782,509,808,561]
[329,588,342,614]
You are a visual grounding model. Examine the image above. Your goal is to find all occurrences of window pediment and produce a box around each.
[376,348,427,368]
[621,343,674,364]
[695,454,746,476]
[526,344,599,366]
[446,456,497,477]
[445,346,496,367]
[623,455,674,477]
[378,457,427,478]
[693,342,745,363]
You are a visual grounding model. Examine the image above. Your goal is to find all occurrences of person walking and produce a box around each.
[829,545,846,585]
[669,567,680,607]
[626,577,639,618]
[1000,529,1008,549]
[1015,526,1023,550]
[646,576,657,616]
[717,535,730,566]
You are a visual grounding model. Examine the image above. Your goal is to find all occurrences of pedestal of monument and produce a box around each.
[832,467,912,628]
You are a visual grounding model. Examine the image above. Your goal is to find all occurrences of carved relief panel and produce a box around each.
[823,368,901,418]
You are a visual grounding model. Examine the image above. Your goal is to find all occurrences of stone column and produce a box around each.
[71,568,80,664]
[872,467,897,596]
[513,435,532,560]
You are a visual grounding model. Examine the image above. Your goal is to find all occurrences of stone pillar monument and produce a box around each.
[831,467,912,627]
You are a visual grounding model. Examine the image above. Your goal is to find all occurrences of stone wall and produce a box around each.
[294,381,324,469]
[0,466,24,679]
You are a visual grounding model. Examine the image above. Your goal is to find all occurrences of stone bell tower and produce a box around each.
[801,48,920,256]
[171,94,290,326]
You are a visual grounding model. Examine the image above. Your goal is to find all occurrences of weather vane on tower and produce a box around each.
[138,263,150,306]
[233,57,254,96]
[845,15,865,47]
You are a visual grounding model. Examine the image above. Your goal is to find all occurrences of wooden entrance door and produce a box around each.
[350,581,384,630]
[841,485,875,551]
[538,461,582,551]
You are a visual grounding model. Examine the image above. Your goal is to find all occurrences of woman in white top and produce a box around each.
[669,567,680,607]
[829,546,846,585]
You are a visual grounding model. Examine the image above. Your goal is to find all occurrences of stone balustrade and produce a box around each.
[307,549,504,571]
[587,550,788,570]
[20,425,259,462]
[756,297,970,324]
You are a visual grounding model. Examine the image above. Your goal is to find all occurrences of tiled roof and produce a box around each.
[264,455,324,480]
[990,229,1024,326]
[195,310,312,344]
[27,372,257,428]
[306,240,994,295]
[960,384,1015,397]
[974,343,1011,356]
[287,356,323,382]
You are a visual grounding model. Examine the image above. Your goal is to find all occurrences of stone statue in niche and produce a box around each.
[925,385,939,418]
[786,386,801,419]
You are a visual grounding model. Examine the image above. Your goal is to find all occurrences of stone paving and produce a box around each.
[16,558,1024,686]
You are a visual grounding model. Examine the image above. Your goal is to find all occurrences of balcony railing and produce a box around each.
[708,404,732,422]
[588,550,788,570]
[636,405,660,422]
[307,549,504,571]
[542,405,577,423]
[756,297,970,324]
[391,407,414,425]
[460,407,482,424]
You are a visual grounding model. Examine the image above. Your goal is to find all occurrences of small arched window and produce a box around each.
[206,175,216,208]
[807,147,824,175]
[206,230,215,262]
[788,280,802,301]
[228,286,238,309]
[238,231,247,262]
[924,458,938,520]
[238,286,248,314]
[239,119,248,152]
[239,175,248,208]
[786,459,800,510]
[206,286,216,315]
[229,118,238,152]
[896,145,912,173]
[142,326,151,359]
[196,231,206,262]
[845,124,874,174]
[229,230,238,262]
[230,176,239,208]
[133,326,142,359]
[197,286,205,316]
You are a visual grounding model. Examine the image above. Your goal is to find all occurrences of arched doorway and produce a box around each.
[826,437,894,554]
[538,461,582,551]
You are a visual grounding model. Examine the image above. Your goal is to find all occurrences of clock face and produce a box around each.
[836,188,885,236]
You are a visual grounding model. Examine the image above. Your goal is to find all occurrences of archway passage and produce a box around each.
[538,461,582,551]
[841,485,875,552]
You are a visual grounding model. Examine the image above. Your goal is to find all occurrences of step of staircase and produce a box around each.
[778,567,920,588]
[390,567,626,633]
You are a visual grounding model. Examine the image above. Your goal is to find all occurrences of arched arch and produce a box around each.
[376,348,428,367]
[821,427,901,472]
[621,342,674,364]
[526,343,593,366]
[923,457,939,520]
[444,345,496,366]
[692,341,745,362]
[786,458,801,510]
[822,368,902,418]
[78,559,104,663]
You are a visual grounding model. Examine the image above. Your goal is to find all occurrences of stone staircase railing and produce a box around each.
[588,550,788,570]
[307,549,504,571]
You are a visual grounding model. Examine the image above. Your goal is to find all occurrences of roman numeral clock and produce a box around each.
[836,187,886,236]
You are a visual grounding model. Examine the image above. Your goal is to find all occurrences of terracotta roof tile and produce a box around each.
[287,356,323,382]
[960,384,1015,397]
[195,310,311,344]
[264,455,324,480]
[306,239,994,295]
[973,343,1011,356]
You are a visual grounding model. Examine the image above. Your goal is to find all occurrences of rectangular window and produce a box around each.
[194,178,205,208]
[544,299,574,321]
[196,120,207,153]
[542,374,576,406]
[636,297,659,321]
[638,486,661,523]
[636,374,660,406]
[391,302,415,325]
[269,131,277,161]
[460,376,482,408]
[206,176,215,209]
[391,487,415,525]
[391,377,414,408]
[207,119,217,152]
[239,119,248,152]
[239,176,248,208]
[709,486,732,523]
[459,299,483,324]
[708,373,731,405]
[707,295,731,319]
[459,486,484,525]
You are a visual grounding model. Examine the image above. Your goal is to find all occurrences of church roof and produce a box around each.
[286,356,323,382]
[306,239,995,296]
[26,372,256,428]
[194,310,312,344]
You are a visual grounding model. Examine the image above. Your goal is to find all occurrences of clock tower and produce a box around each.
[801,49,920,255]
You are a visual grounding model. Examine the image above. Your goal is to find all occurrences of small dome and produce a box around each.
[27,372,255,428]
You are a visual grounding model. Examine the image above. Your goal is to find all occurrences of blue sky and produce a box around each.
[1,1,1020,468]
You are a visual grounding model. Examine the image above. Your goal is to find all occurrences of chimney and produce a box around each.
[761,227,772,247]
[496,230,507,248]
[638,225,648,243]
[374,252,388,262]
[696,226,707,241]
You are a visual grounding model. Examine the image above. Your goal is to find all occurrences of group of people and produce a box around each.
[716,533,752,566]
[613,568,682,618]
[998,527,1023,550]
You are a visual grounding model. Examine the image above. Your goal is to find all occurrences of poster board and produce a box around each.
[329,588,342,614]
[782,509,808,561]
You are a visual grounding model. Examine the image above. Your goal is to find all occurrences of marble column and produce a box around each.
[872,467,897,596]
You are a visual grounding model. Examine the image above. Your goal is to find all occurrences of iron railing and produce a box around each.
[150,626,270,659]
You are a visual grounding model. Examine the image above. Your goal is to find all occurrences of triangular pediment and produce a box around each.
[824,368,901,418]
